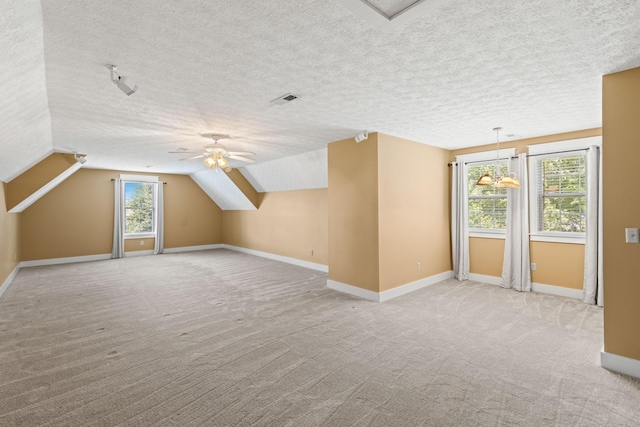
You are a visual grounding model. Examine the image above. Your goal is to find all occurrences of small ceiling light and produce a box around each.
[109,65,138,96]
[354,131,368,143]
[476,127,520,189]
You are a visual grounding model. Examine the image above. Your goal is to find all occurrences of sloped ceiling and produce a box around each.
[241,149,328,193]
[0,0,53,182]
[2,0,640,188]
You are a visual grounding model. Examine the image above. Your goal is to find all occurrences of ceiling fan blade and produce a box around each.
[169,151,199,154]
[228,155,256,164]
[227,151,255,156]
[179,154,205,161]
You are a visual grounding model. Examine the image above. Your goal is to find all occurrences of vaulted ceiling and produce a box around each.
[1,0,639,185]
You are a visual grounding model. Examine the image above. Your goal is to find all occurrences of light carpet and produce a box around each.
[0,249,638,426]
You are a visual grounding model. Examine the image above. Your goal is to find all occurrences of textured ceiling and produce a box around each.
[1,0,640,185]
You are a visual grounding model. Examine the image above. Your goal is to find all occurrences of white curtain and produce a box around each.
[111,179,125,259]
[583,146,603,306]
[451,162,469,281]
[502,153,531,291]
[154,182,164,255]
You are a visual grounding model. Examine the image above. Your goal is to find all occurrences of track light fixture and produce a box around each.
[109,65,138,96]
[73,152,87,164]
[354,131,368,143]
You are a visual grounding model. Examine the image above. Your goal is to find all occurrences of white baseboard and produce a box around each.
[327,279,380,301]
[0,264,21,299]
[601,349,640,380]
[163,244,223,254]
[20,253,111,267]
[468,273,583,300]
[222,244,328,273]
[531,282,583,299]
[327,271,454,302]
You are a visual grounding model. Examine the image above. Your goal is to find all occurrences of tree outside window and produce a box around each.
[537,155,586,233]
[468,162,509,231]
[125,182,154,234]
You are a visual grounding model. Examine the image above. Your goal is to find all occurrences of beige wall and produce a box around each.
[452,128,602,289]
[328,135,380,292]
[222,189,328,265]
[20,169,222,261]
[602,66,640,360]
[377,134,451,291]
[0,183,20,285]
[469,238,584,289]
[5,153,76,211]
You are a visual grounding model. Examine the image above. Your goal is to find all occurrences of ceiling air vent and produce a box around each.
[271,93,298,105]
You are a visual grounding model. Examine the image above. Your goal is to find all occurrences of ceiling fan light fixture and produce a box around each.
[204,157,217,168]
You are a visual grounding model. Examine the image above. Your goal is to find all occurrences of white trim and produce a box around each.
[530,234,585,244]
[528,136,602,155]
[379,271,453,302]
[19,254,111,267]
[124,233,156,239]
[222,244,328,273]
[327,279,380,301]
[531,282,583,299]
[468,273,583,299]
[119,174,158,182]
[0,264,21,299]
[469,232,506,240]
[163,244,223,253]
[124,250,154,257]
[9,162,82,213]
[327,271,454,302]
[601,349,640,380]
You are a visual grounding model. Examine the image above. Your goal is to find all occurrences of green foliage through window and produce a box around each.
[125,182,154,234]
[537,155,585,233]
[468,162,508,231]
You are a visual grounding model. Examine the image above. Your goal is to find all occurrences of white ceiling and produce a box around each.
[1,0,640,184]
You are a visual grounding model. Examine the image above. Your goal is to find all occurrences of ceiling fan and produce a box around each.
[170,134,256,172]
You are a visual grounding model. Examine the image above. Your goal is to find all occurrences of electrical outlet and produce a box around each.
[417,262,421,271]
[140,241,144,246]
[530,263,536,271]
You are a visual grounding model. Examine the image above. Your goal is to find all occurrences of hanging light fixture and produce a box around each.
[476,127,520,188]
[204,153,232,172]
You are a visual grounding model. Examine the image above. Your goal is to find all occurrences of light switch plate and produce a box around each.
[625,228,639,243]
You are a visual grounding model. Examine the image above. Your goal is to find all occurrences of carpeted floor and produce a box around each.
[0,249,638,426]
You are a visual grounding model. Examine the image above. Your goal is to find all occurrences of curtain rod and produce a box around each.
[111,179,167,184]
[447,146,599,166]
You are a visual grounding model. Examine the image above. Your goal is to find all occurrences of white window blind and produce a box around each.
[467,161,509,232]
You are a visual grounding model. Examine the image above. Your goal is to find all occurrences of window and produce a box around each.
[455,147,515,239]
[468,162,509,232]
[535,155,586,233]
[528,137,601,243]
[124,181,155,235]
[119,174,159,238]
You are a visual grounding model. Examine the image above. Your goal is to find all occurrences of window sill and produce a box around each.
[529,234,585,245]
[469,231,506,240]
[124,233,156,239]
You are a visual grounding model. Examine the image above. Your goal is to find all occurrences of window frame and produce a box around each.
[456,148,515,239]
[120,174,158,240]
[527,137,601,245]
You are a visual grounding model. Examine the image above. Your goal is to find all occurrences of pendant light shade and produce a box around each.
[476,127,519,189]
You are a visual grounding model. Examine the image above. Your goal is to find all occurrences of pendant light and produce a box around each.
[476,127,520,188]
